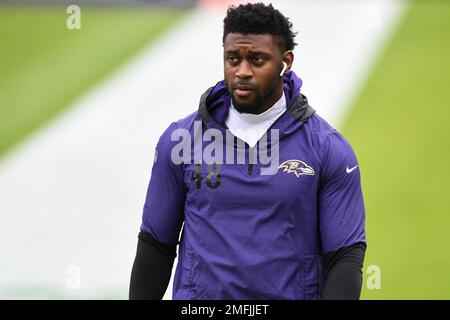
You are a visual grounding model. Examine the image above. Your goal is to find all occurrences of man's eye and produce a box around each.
[228,56,238,63]
[252,56,265,64]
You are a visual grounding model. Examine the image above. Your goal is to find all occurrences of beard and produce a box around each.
[231,90,265,114]
[229,72,281,115]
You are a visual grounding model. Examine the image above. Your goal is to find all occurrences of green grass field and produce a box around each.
[340,0,450,299]
[0,5,185,158]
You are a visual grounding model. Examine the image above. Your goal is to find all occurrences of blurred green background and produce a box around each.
[0,5,184,157]
[0,0,449,299]
[341,0,450,299]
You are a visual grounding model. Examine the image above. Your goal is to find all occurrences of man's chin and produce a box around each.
[234,102,259,114]
[232,96,262,114]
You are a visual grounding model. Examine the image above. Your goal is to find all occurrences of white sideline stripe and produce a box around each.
[0,0,407,298]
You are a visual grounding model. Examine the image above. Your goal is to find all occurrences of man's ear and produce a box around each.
[282,50,294,73]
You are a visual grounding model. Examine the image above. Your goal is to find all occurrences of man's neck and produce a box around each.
[230,92,286,121]
[253,87,284,114]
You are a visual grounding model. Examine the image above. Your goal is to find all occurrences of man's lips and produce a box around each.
[233,85,254,97]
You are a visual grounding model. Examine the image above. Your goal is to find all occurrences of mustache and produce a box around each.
[231,82,257,91]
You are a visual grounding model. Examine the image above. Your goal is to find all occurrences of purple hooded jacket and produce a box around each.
[140,71,366,299]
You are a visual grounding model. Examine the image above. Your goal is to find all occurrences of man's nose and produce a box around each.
[236,60,253,79]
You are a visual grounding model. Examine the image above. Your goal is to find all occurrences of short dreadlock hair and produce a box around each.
[223,2,298,53]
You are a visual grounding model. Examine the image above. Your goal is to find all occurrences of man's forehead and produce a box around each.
[224,33,277,52]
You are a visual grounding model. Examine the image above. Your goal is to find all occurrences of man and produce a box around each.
[130,3,366,300]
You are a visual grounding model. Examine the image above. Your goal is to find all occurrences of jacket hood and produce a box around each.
[198,71,315,139]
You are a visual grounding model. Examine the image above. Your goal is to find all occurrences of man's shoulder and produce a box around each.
[153,110,201,161]
[160,110,201,138]
[306,112,337,138]
[298,112,337,155]
[304,113,357,161]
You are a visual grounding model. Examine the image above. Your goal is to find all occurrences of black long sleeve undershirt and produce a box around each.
[323,242,366,300]
[129,232,177,300]
[129,232,366,300]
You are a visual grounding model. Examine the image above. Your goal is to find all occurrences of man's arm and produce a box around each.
[318,131,367,299]
[130,122,186,299]
[323,242,366,300]
[129,232,177,300]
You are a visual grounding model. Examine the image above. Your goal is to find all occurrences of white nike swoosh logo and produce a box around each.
[346,165,358,173]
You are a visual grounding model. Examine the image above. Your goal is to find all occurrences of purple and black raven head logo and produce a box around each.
[278,160,315,178]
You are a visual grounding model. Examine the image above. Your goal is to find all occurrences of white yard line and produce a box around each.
[0,0,406,299]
